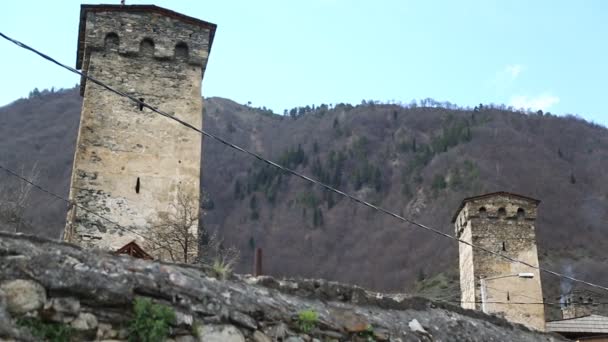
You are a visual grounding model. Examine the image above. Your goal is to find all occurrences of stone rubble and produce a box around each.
[0,232,567,341]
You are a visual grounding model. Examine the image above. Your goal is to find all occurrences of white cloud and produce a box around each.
[504,64,523,79]
[490,64,524,90]
[509,93,560,111]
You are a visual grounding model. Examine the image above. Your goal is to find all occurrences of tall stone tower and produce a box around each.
[63,4,216,260]
[453,192,546,331]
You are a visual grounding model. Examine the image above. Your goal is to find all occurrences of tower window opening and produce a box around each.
[479,207,487,218]
[502,241,506,251]
[517,208,525,219]
[135,177,140,193]
[138,98,145,111]
[139,38,155,56]
[104,32,119,51]
[498,207,506,217]
[507,291,510,301]
[174,42,189,60]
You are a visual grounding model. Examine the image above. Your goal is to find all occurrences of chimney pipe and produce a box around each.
[253,248,262,276]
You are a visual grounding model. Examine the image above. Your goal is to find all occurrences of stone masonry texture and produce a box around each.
[454,192,546,331]
[63,5,215,255]
[0,232,567,341]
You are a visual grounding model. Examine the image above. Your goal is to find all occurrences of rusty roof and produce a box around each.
[76,4,217,69]
[451,191,540,222]
[115,240,153,260]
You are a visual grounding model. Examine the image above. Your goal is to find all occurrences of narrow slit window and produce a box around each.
[502,241,506,251]
[135,177,140,193]
[507,291,510,301]
[138,98,145,111]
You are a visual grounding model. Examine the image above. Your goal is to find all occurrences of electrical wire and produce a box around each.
[0,163,176,253]
[3,169,606,308]
[2,30,608,293]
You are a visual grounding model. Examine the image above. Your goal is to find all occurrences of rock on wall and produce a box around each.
[0,232,567,341]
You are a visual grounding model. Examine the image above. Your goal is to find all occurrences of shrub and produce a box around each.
[357,325,377,341]
[297,309,319,333]
[17,317,72,342]
[211,258,233,280]
[128,297,176,342]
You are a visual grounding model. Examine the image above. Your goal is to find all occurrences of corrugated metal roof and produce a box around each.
[547,315,608,333]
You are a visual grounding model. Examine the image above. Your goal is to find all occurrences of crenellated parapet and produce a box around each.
[454,191,539,238]
[77,5,214,64]
[76,5,216,94]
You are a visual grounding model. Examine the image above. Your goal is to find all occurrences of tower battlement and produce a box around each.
[76,5,216,94]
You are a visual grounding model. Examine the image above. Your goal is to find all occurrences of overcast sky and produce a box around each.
[1,0,606,126]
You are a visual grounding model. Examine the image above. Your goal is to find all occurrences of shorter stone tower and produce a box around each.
[453,192,545,331]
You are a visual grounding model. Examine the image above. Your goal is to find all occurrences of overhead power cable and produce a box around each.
[0,163,175,253]
[2,31,608,293]
[4,166,605,308]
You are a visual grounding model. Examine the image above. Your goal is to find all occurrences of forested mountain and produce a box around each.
[1,87,608,317]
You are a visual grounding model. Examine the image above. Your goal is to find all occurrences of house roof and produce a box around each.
[115,240,153,260]
[76,4,217,69]
[546,315,608,334]
[451,191,540,222]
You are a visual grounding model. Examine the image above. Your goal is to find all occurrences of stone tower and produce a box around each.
[63,4,216,260]
[453,192,546,331]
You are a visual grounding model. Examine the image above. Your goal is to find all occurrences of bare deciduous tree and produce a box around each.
[148,186,239,271]
[0,163,39,233]
[148,187,199,263]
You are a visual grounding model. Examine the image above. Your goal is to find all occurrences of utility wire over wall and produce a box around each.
[1,30,608,294]
[2,163,608,309]
[0,163,176,253]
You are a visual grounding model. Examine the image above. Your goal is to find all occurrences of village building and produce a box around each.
[547,289,608,341]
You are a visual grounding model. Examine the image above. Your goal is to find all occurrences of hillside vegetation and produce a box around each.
[1,88,608,312]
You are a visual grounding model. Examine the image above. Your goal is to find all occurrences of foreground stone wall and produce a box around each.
[0,232,566,341]
[64,7,211,256]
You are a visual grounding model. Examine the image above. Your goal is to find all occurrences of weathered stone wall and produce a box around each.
[455,194,546,331]
[0,232,567,341]
[64,8,211,256]
[458,223,476,310]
